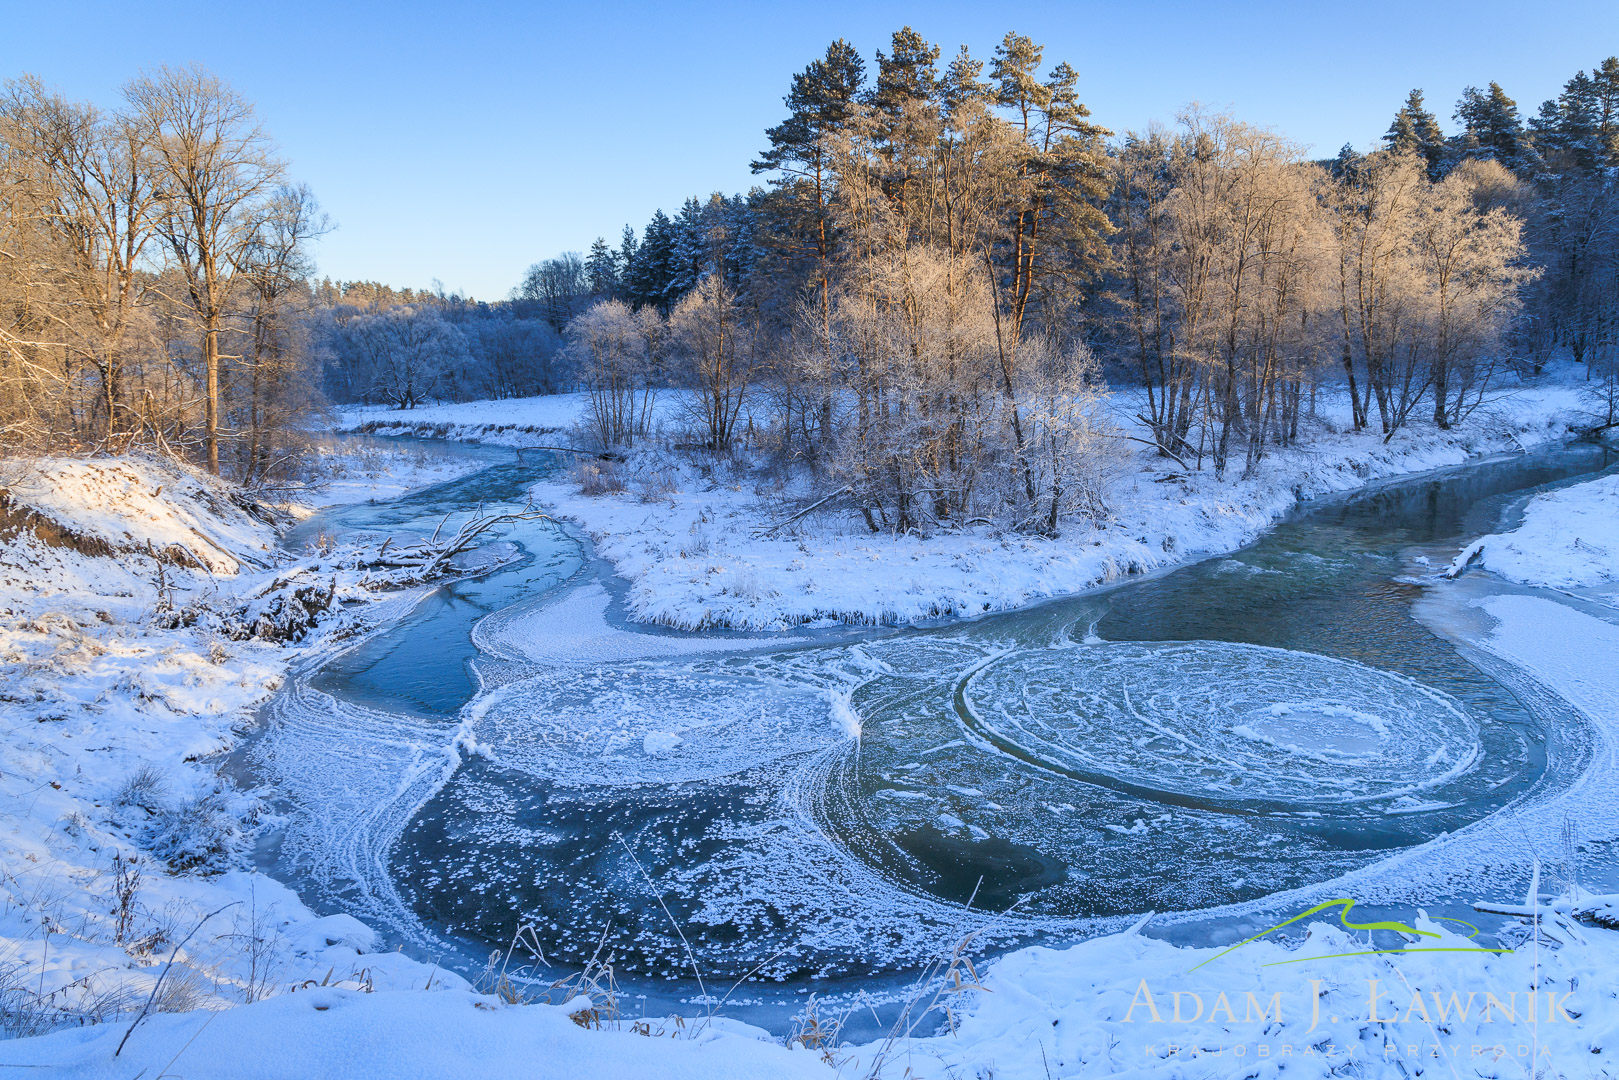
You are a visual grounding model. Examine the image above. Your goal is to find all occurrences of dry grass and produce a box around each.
[572,460,626,496]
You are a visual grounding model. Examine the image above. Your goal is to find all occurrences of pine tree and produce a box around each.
[617,224,638,275]
[1530,71,1602,173]
[668,195,710,299]
[1329,142,1362,181]
[751,38,867,386]
[992,32,1049,127]
[585,237,619,298]
[627,209,678,312]
[870,26,941,118]
[1593,57,1619,166]
[1384,89,1447,179]
[721,193,759,288]
[753,39,865,178]
[1454,82,1532,172]
[940,45,987,118]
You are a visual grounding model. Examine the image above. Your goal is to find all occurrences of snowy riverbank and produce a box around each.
[0,451,829,1074]
[0,456,482,1018]
[347,370,1597,631]
[1451,470,1619,591]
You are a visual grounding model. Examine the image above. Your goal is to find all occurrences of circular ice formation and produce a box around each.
[467,668,837,785]
[960,641,1481,809]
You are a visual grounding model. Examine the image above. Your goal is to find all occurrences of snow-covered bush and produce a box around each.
[115,765,170,813]
[144,788,252,874]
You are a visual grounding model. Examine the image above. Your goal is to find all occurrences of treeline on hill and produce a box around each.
[523,32,1619,533]
[4,39,1617,531]
[0,67,567,484]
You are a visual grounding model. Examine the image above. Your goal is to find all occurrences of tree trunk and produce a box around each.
[204,319,220,474]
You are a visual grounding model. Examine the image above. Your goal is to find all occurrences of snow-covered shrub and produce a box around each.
[1002,342,1119,534]
[725,566,777,603]
[115,765,169,813]
[144,789,250,874]
[634,464,680,503]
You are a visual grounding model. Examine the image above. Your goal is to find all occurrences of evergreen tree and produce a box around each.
[722,193,760,288]
[751,39,867,358]
[940,44,987,118]
[585,236,619,299]
[669,195,718,299]
[870,26,941,118]
[1531,71,1601,173]
[1384,89,1447,179]
[1592,57,1619,166]
[627,209,678,312]
[753,39,865,177]
[1454,82,1533,172]
[991,32,1049,127]
[1328,142,1362,181]
[617,224,638,278]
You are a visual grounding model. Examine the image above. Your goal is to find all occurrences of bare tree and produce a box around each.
[353,305,464,409]
[1414,159,1535,428]
[515,253,589,333]
[670,275,754,451]
[1,78,162,449]
[564,299,656,450]
[125,65,285,473]
[237,184,328,483]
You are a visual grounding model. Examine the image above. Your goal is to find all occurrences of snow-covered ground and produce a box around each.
[1451,471,1619,592]
[849,908,1619,1078]
[0,458,463,1023]
[337,392,604,448]
[0,453,830,1075]
[285,436,490,510]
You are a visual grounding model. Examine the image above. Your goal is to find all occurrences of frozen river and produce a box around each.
[242,438,1618,1022]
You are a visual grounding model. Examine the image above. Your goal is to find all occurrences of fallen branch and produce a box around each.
[514,445,626,464]
[1116,430,1193,473]
[753,486,853,538]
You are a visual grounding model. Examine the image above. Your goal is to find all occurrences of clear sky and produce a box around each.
[5,1,1616,300]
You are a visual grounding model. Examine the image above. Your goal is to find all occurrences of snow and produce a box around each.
[0,453,834,1078]
[1453,472,1619,589]
[295,437,489,507]
[844,913,1619,1078]
[1,456,276,574]
[335,375,1595,632]
[0,989,834,1079]
[336,392,610,447]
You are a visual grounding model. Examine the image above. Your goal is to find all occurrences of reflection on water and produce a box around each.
[254,440,1617,1006]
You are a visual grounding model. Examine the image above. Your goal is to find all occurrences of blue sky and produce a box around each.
[5,1,1616,300]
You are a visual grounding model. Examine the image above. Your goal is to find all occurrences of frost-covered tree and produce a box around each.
[564,300,656,450]
[1413,159,1534,427]
[626,209,679,312]
[670,275,754,451]
[584,236,620,300]
[515,252,588,332]
[349,305,466,409]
